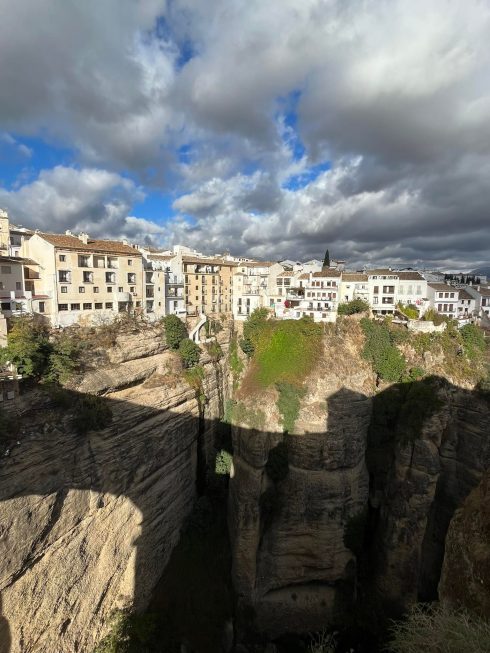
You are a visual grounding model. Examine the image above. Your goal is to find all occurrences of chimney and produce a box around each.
[122,238,129,246]
[65,229,73,237]
[78,232,89,244]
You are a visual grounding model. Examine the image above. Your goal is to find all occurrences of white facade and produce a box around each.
[367,269,399,314]
[232,261,275,320]
[426,283,459,318]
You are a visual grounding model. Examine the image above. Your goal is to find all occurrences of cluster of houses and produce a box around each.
[1,209,489,342]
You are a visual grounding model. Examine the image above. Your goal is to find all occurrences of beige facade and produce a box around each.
[182,256,236,316]
[25,232,144,327]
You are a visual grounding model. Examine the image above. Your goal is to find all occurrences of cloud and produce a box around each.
[1,0,490,267]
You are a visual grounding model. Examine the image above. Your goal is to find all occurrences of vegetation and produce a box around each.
[240,307,270,358]
[422,308,446,326]
[460,323,486,361]
[337,299,370,315]
[205,319,223,337]
[215,449,232,475]
[183,365,206,406]
[162,314,188,349]
[276,382,306,433]
[397,302,419,319]
[360,318,407,382]
[308,629,336,653]
[229,336,244,390]
[229,400,266,430]
[178,338,201,368]
[388,604,490,653]
[45,330,85,384]
[73,394,113,436]
[322,248,331,269]
[205,340,223,361]
[93,609,157,653]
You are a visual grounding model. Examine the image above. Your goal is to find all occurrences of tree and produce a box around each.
[322,248,330,268]
[0,317,51,378]
[162,314,188,349]
[241,307,270,358]
[178,338,201,368]
[337,299,370,315]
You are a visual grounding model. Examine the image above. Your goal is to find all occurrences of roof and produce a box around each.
[428,283,458,292]
[182,255,238,266]
[241,261,275,268]
[38,233,142,256]
[298,273,309,280]
[459,289,475,300]
[277,271,295,277]
[148,254,174,262]
[312,268,342,278]
[475,287,490,296]
[342,273,368,282]
[397,271,425,281]
[367,268,398,276]
[0,256,39,265]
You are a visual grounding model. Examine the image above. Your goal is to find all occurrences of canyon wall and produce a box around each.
[0,325,230,653]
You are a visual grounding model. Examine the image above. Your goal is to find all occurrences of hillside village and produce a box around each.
[1,209,489,343]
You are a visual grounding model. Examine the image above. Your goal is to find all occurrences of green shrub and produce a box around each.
[397,302,419,319]
[205,340,223,361]
[422,308,446,326]
[239,337,254,358]
[73,394,113,436]
[178,338,201,368]
[388,604,490,653]
[215,449,232,475]
[337,299,370,315]
[162,314,188,349]
[276,382,306,433]
[46,331,84,383]
[241,307,270,357]
[93,609,157,653]
[0,316,51,378]
[230,400,265,430]
[183,365,206,405]
[460,324,486,360]
[360,318,406,382]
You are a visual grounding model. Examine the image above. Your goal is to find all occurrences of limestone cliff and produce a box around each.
[229,323,374,637]
[0,325,230,653]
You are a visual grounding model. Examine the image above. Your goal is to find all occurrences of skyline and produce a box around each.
[1,1,490,269]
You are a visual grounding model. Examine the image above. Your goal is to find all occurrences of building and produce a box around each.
[181,254,237,317]
[396,271,428,308]
[457,289,477,321]
[232,261,277,320]
[426,283,459,318]
[339,273,369,304]
[24,231,144,327]
[367,269,399,315]
[464,285,490,319]
[298,268,341,322]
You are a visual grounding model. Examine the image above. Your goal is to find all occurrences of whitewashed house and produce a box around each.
[426,283,459,318]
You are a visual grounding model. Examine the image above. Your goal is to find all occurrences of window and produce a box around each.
[78,255,90,268]
[130,287,135,293]
[416,285,422,295]
[38,302,45,313]
[61,286,68,293]
[59,270,70,282]
[93,287,99,293]
[105,302,113,309]
[107,286,112,292]
[399,286,404,295]
[128,259,133,266]
[95,303,103,309]
[438,304,442,311]
[1,266,11,274]
[1,302,11,311]
[383,286,395,294]
[105,272,115,283]
[373,285,379,294]
[127,273,136,283]
[16,282,21,290]
[373,296,378,304]
[59,255,66,262]
[118,287,123,292]
[71,303,80,310]
[79,286,85,293]
[83,303,92,310]
[58,304,68,311]
[83,271,93,283]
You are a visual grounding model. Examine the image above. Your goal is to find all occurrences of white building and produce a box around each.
[340,273,369,304]
[232,260,279,320]
[366,269,399,315]
[426,283,459,318]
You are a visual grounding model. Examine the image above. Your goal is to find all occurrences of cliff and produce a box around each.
[0,324,230,653]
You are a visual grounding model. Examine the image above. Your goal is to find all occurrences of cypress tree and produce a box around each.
[323,249,330,268]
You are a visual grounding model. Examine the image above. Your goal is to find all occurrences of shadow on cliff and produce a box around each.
[0,376,489,652]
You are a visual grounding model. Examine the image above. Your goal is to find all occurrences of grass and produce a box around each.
[388,603,490,653]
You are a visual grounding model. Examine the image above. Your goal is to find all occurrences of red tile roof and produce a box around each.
[342,273,368,281]
[39,233,142,256]
[312,268,342,278]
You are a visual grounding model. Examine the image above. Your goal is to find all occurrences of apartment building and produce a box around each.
[25,232,144,327]
[181,255,237,316]
[233,261,280,319]
[366,269,400,315]
[298,268,341,322]
[457,289,477,319]
[426,283,459,318]
[464,285,490,319]
[340,273,369,303]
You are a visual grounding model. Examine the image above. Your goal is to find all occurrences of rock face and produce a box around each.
[367,382,490,613]
[229,332,374,637]
[439,470,490,618]
[0,327,230,653]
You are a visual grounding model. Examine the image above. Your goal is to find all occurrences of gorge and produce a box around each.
[0,315,489,652]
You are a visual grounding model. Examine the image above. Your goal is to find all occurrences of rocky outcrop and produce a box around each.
[367,382,490,612]
[229,332,374,637]
[0,327,230,653]
[439,470,490,618]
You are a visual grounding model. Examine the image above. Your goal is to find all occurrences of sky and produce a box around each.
[0,0,489,269]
